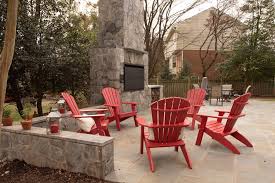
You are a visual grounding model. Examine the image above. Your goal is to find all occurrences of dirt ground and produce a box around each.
[0,160,113,183]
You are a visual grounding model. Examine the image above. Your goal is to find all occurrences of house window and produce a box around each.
[172,56,176,68]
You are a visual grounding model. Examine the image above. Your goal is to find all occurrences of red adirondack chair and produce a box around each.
[61,92,110,136]
[186,88,206,130]
[195,93,252,154]
[102,87,138,131]
[137,97,192,172]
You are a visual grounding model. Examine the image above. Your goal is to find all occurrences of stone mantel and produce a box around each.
[124,47,147,55]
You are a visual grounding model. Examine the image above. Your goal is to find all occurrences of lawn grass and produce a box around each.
[4,99,57,124]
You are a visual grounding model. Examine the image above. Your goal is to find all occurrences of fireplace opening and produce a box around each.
[124,64,144,91]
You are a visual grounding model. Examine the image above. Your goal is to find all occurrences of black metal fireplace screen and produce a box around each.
[124,64,144,91]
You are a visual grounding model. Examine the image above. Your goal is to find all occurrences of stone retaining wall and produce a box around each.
[0,126,114,179]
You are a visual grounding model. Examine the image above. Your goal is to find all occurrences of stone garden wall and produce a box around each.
[0,126,114,179]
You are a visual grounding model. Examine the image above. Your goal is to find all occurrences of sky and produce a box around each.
[76,0,244,19]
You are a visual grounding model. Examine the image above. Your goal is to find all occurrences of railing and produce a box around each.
[149,79,275,97]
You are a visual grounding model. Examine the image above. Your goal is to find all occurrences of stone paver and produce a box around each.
[105,99,275,183]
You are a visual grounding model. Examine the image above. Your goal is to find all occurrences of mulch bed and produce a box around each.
[0,160,113,183]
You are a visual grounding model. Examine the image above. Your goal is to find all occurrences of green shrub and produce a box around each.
[3,107,12,118]
[22,103,34,120]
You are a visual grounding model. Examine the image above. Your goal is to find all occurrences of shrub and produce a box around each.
[22,103,34,120]
[3,107,12,118]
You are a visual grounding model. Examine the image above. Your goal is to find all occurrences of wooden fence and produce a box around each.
[149,79,275,97]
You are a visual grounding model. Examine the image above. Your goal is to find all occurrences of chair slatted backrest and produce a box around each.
[61,92,81,115]
[102,87,122,116]
[151,97,190,143]
[211,85,222,98]
[186,89,206,114]
[222,84,233,91]
[223,93,251,133]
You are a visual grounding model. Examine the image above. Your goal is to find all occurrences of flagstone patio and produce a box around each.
[105,98,275,183]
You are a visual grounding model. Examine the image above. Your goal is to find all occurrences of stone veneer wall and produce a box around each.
[90,0,151,110]
[97,0,144,49]
[90,48,150,111]
[0,126,114,179]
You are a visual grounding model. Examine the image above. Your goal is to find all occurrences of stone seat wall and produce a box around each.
[0,126,114,179]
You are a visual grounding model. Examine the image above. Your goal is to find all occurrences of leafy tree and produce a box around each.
[0,0,98,116]
[178,62,192,79]
[11,0,74,116]
[160,62,173,80]
[219,0,275,83]
[56,12,98,101]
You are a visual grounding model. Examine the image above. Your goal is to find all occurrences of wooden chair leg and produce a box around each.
[140,127,144,154]
[115,115,121,131]
[104,128,110,136]
[231,131,253,147]
[191,118,196,130]
[134,115,138,127]
[145,145,155,172]
[180,145,192,169]
[175,146,179,152]
[216,136,240,154]
[195,129,205,146]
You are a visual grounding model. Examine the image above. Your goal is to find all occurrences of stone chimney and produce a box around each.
[90,0,150,110]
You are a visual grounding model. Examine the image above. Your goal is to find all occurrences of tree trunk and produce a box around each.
[0,0,19,123]
[36,94,43,116]
[15,97,24,115]
[9,72,24,114]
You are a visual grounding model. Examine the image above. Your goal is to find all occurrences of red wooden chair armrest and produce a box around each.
[104,104,119,108]
[80,109,108,113]
[136,117,151,127]
[198,113,246,130]
[214,109,230,113]
[198,114,232,119]
[72,114,105,118]
[122,102,137,105]
[136,117,187,128]
[198,113,245,123]
[122,102,138,112]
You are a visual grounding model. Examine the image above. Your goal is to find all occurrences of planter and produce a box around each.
[2,117,13,126]
[21,120,32,130]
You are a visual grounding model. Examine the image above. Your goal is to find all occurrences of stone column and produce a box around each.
[90,0,150,110]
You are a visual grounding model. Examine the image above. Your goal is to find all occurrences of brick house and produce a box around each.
[165,7,244,80]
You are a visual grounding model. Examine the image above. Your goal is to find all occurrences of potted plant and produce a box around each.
[21,104,34,130]
[2,107,13,126]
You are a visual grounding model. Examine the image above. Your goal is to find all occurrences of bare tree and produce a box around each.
[144,0,202,79]
[0,0,19,123]
[198,0,243,77]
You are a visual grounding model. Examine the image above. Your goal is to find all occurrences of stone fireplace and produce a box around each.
[90,0,150,110]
